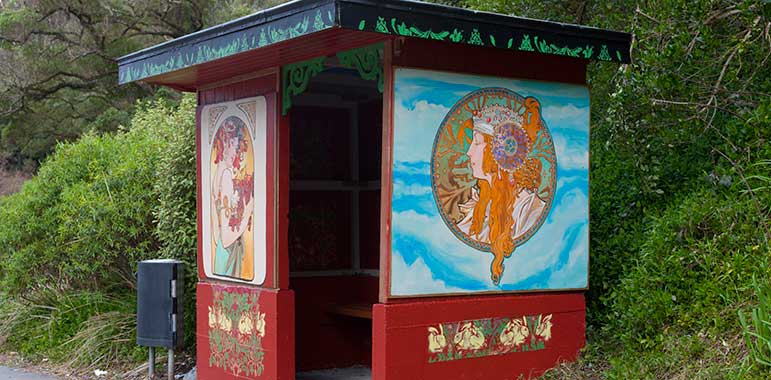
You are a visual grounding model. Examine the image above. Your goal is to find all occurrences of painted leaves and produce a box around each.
[208,287,266,377]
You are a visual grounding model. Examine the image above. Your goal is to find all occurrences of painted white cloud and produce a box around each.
[497,188,588,287]
[391,187,590,292]
[391,252,465,295]
[393,100,449,163]
[392,209,495,285]
[542,104,590,132]
[393,161,431,176]
[546,225,589,289]
[393,180,432,197]
[553,134,589,170]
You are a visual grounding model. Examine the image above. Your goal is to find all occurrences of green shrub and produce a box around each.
[0,94,198,364]
[152,94,198,347]
[0,286,138,361]
[740,277,771,367]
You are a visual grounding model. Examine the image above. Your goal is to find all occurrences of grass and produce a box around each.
[0,285,143,368]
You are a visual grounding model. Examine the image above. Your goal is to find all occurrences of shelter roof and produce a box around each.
[117,0,632,88]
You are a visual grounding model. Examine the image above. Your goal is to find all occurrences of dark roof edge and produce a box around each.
[116,0,336,65]
[346,0,631,44]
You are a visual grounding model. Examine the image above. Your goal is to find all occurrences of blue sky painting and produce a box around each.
[390,68,590,296]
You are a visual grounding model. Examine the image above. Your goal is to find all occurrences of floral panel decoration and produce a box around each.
[208,285,267,377]
[427,314,553,363]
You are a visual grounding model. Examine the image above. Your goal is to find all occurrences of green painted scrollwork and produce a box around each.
[337,43,384,93]
[355,16,628,63]
[282,56,326,115]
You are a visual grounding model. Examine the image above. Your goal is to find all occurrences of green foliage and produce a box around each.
[0,99,172,293]
[740,277,771,367]
[0,1,284,170]
[0,94,197,365]
[468,0,771,378]
[152,95,199,347]
[0,286,140,364]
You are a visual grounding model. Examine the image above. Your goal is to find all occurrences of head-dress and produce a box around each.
[471,105,530,173]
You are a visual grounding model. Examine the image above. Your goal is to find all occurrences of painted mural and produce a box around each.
[391,68,589,296]
[427,314,553,363]
[207,285,266,377]
[201,97,268,285]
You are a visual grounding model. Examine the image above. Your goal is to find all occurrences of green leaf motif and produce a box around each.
[358,20,366,30]
[490,35,496,46]
[583,45,594,59]
[450,29,464,42]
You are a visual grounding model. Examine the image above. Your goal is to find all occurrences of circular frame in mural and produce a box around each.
[430,87,557,284]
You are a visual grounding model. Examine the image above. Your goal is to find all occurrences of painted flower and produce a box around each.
[255,312,266,338]
[453,321,486,351]
[535,314,553,341]
[208,306,217,329]
[238,313,254,335]
[217,309,233,332]
[499,317,529,348]
[427,325,448,353]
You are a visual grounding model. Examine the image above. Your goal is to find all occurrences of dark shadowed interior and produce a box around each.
[288,65,382,377]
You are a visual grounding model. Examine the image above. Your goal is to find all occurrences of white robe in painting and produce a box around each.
[456,187,546,244]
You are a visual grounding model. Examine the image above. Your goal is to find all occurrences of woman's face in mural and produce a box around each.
[466,131,490,183]
[224,136,239,164]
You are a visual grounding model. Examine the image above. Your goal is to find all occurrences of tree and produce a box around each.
[0,0,283,169]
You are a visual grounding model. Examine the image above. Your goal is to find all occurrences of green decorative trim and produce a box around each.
[376,17,390,34]
[336,43,384,93]
[518,35,535,52]
[282,56,326,115]
[355,14,629,64]
[516,35,599,59]
[119,4,335,84]
[598,45,612,61]
[468,28,484,45]
[449,29,463,43]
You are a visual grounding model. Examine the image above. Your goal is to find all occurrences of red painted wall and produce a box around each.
[197,281,295,380]
[196,73,295,380]
[372,293,585,380]
[371,40,589,380]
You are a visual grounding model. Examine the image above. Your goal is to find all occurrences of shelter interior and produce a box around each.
[288,63,382,375]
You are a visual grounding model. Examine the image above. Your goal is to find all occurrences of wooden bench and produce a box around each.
[327,303,373,319]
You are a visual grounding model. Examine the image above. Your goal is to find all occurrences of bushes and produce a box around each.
[0,94,197,365]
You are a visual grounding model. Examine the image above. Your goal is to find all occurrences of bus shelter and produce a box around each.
[118,1,632,379]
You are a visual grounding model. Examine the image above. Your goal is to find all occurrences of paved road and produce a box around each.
[0,367,56,380]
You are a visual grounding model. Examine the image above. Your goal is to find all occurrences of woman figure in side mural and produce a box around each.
[211,116,255,280]
[431,89,556,285]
